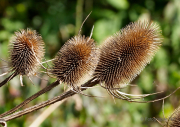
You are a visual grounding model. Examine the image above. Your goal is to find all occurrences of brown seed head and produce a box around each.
[166,106,180,127]
[9,29,45,76]
[51,35,98,88]
[94,21,162,90]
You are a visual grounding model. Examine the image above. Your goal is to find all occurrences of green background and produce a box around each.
[0,0,180,126]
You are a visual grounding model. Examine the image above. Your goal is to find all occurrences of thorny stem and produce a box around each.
[2,78,99,122]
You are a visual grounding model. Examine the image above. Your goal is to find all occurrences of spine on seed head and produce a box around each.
[93,20,162,92]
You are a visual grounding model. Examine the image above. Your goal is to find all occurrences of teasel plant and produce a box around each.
[154,100,180,127]
[0,20,165,123]
[0,29,45,87]
[0,13,99,118]
[2,20,180,124]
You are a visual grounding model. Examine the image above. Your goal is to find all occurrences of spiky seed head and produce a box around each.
[166,106,180,127]
[9,29,45,76]
[94,21,162,90]
[51,35,98,87]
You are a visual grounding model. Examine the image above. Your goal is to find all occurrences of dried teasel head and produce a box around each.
[9,29,45,76]
[93,20,162,100]
[154,101,180,127]
[0,29,45,87]
[165,106,180,127]
[51,35,98,92]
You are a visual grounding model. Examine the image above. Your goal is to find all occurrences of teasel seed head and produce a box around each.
[93,21,162,97]
[51,35,98,90]
[9,29,45,76]
[166,106,180,127]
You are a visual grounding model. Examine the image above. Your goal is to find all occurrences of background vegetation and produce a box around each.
[0,0,180,126]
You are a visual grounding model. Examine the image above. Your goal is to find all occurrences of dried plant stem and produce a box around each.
[0,72,17,87]
[2,79,180,122]
[3,78,99,122]
[0,80,60,118]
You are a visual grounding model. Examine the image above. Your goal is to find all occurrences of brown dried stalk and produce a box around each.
[2,78,99,122]
[2,79,180,122]
[0,80,60,118]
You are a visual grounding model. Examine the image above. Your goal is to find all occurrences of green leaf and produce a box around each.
[106,0,129,10]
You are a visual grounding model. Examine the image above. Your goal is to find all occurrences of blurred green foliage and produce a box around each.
[0,0,180,127]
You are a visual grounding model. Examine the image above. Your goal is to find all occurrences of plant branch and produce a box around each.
[2,78,180,122]
[0,72,17,87]
[3,78,99,122]
[0,80,60,118]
